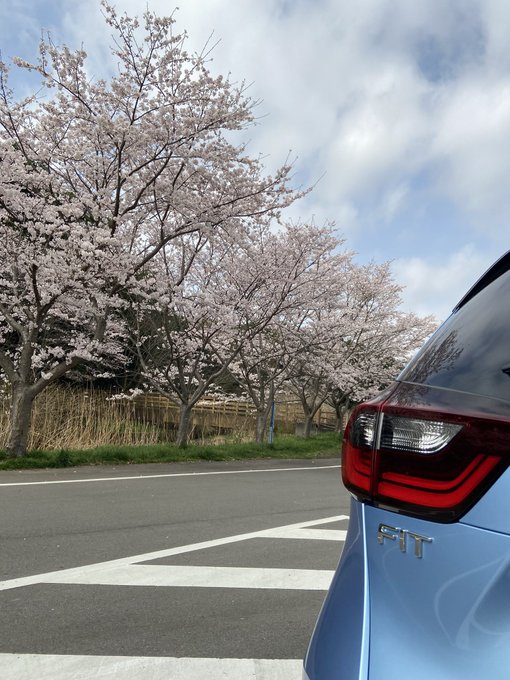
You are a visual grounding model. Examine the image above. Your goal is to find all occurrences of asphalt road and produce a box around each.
[0,457,350,679]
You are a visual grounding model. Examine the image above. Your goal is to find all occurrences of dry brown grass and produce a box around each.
[0,386,166,451]
[0,385,337,451]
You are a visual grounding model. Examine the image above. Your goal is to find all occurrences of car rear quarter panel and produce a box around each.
[303,498,369,680]
[365,504,510,680]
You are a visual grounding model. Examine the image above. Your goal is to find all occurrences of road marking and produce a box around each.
[0,464,340,487]
[0,654,302,680]
[41,563,334,590]
[263,528,346,541]
[0,515,347,591]
[0,516,347,678]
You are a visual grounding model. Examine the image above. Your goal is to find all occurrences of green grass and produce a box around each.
[0,432,341,470]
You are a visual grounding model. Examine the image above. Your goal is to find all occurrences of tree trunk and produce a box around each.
[7,384,35,457]
[333,398,351,434]
[334,401,346,434]
[175,403,193,448]
[255,409,267,444]
[302,414,314,438]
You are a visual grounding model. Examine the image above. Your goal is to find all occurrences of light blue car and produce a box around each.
[304,251,510,680]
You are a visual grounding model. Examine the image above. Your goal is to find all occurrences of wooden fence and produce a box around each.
[132,393,338,435]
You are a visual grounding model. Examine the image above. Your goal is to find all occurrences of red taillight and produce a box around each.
[342,406,377,496]
[342,383,510,522]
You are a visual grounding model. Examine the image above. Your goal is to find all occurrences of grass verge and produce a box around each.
[0,432,341,470]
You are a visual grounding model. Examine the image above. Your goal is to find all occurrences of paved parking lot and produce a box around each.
[0,459,348,679]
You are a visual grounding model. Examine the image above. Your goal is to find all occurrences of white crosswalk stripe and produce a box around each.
[0,654,302,680]
[40,563,335,590]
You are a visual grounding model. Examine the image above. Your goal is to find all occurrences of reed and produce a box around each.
[0,384,337,452]
[0,386,165,451]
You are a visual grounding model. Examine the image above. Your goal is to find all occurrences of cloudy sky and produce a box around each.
[2,0,510,322]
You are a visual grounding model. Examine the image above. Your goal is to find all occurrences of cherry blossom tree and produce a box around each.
[0,138,128,456]
[229,226,353,443]
[287,261,437,437]
[131,222,340,446]
[0,3,300,456]
[232,328,293,444]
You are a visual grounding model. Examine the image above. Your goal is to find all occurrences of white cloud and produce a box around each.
[392,245,496,321]
[430,77,510,231]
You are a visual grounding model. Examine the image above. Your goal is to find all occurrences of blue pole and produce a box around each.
[268,400,276,446]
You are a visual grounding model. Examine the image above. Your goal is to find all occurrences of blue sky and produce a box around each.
[2,0,510,321]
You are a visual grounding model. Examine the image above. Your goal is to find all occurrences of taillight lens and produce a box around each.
[342,405,378,498]
[379,415,461,454]
[342,383,510,522]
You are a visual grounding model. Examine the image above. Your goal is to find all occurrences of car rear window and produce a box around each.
[399,267,510,403]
